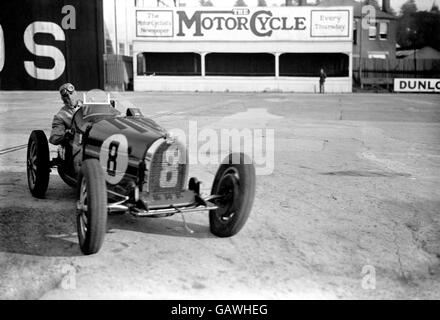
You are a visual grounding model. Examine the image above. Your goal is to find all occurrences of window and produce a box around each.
[379,22,388,40]
[205,53,275,76]
[137,53,146,75]
[369,24,377,40]
[105,39,114,54]
[353,20,357,45]
[279,53,349,77]
[137,52,201,76]
[119,43,125,55]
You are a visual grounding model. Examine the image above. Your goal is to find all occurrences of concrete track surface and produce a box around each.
[0,91,439,299]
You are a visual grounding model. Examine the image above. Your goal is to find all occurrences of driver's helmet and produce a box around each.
[59,83,75,97]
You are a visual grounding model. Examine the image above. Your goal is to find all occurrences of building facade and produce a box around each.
[133,6,353,92]
[319,0,396,59]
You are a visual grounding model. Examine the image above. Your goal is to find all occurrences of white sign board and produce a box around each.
[135,7,352,41]
[394,78,440,93]
[136,10,173,37]
[310,10,350,37]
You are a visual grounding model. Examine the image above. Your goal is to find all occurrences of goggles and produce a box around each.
[60,84,75,97]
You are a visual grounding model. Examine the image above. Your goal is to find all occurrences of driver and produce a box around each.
[49,83,82,145]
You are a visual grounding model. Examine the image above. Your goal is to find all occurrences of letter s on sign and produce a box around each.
[0,24,4,72]
[23,22,66,80]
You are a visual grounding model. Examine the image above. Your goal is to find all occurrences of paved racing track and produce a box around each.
[1,91,440,299]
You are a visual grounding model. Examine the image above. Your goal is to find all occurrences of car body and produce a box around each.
[26,90,256,254]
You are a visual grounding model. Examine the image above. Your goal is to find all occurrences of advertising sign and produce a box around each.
[394,79,440,93]
[0,0,104,90]
[135,7,352,41]
[310,10,350,37]
[136,10,174,37]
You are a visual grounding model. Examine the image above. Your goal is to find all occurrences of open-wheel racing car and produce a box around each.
[26,90,256,255]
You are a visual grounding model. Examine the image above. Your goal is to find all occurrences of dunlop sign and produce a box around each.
[394,79,440,93]
[135,7,352,41]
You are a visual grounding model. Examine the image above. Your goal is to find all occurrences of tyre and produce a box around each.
[209,152,256,237]
[26,130,50,198]
[76,159,107,255]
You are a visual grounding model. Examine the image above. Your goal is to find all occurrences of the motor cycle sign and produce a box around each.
[136,7,352,41]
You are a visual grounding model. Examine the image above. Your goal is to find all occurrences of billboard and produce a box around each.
[0,0,104,90]
[135,7,352,41]
[394,79,440,93]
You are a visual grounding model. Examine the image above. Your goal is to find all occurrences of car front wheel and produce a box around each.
[76,159,107,255]
[209,152,256,237]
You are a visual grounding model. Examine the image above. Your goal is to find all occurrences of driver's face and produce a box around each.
[64,90,78,107]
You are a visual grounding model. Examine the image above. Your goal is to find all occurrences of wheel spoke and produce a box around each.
[213,173,240,222]
[30,142,36,159]
[78,178,89,233]
[30,168,35,185]
[81,213,88,229]
[28,141,37,186]
[221,211,235,221]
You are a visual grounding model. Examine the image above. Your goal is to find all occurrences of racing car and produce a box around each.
[26,90,256,255]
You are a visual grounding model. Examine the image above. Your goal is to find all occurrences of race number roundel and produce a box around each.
[99,134,129,185]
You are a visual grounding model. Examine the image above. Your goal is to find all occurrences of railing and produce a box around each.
[353,57,440,87]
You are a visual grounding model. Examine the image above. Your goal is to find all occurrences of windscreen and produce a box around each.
[81,89,121,120]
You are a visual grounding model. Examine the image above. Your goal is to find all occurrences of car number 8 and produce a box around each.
[159,146,179,188]
[107,141,119,177]
[99,134,128,185]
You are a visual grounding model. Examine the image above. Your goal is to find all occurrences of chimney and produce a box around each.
[382,0,391,12]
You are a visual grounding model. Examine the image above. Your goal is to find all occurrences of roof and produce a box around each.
[396,46,440,59]
[317,0,396,19]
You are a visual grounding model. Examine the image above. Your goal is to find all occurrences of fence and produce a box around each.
[103,54,133,91]
[352,57,440,87]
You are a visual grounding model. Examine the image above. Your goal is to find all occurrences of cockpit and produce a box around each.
[73,90,121,130]
[82,104,120,120]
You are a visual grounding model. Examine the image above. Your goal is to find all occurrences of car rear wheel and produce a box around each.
[76,159,107,255]
[209,153,256,237]
[26,130,50,198]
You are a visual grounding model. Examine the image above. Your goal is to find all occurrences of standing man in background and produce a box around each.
[319,68,327,94]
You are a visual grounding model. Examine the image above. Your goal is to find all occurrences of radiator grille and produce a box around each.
[148,141,186,198]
